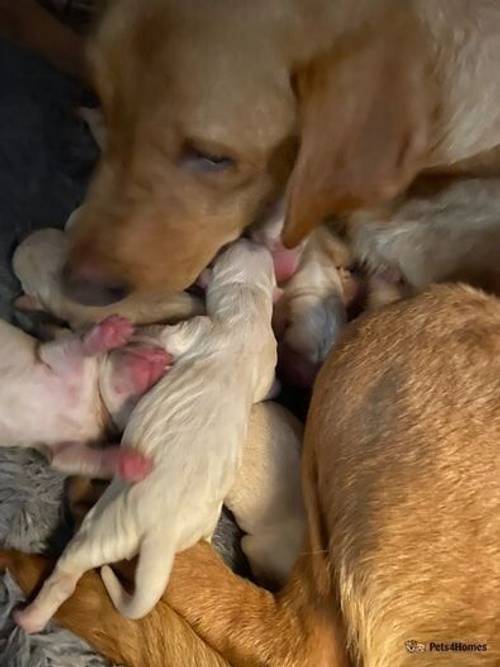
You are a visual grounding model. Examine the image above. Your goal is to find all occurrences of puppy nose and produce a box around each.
[62,263,130,306]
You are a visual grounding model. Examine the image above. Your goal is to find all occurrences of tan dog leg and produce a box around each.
[0,549,227,667]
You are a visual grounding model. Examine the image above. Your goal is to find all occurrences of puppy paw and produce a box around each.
[117,449,153,483]
[13,606,47,635]
[83,316,134,354]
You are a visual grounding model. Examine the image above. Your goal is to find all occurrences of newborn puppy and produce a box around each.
[13,229,203,327]
[0,315,169,481]
[226,401,304,586]
[250,207,350,388]
[68,399,305,587]
[15,239,277,632]
[273,226,351,387]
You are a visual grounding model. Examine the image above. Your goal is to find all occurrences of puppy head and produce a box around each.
[65,0,296,305]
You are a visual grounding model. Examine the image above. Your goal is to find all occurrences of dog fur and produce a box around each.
[56,1,500,303]
[5,284,500,666]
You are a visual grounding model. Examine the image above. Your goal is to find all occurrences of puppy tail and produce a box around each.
[101,531,173,620]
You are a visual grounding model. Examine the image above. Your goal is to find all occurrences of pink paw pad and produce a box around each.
[118,449,153,483]
[84,316,134,354]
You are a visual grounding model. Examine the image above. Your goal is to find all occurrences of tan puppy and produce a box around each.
[13,228,203,327]
[227,401,304,586]
[4,284,500,666]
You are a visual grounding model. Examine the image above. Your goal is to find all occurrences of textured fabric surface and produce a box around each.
[0,449,111,667]
[0,37,245,666]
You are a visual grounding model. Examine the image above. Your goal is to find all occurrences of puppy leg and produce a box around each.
[39,315,134,373]
[14,489,139,633]
[50,442,153,482]
[13,565,81,634]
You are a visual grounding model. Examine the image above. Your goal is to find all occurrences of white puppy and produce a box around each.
[13,228,203,327]
[0,314,168,480]
[15,239,277,631]
[227,401,304,585]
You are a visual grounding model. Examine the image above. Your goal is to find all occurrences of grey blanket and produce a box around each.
[0,38,243,666]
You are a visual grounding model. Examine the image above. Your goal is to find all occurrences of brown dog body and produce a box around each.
[5,283,500,665]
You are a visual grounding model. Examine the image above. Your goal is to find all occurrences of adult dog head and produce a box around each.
[65,0,433,306]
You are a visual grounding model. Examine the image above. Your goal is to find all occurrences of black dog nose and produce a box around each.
[62,263,131,307]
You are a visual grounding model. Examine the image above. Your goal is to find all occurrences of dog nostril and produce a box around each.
[62,264,131,307]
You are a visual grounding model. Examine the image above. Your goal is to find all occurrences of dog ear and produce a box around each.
[283,9,433,247]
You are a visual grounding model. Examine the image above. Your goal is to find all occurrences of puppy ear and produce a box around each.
[283,9,433,247]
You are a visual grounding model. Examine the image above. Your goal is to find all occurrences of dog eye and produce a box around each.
[181,146,234,172]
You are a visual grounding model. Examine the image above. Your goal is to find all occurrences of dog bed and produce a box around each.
[0,37,243,666]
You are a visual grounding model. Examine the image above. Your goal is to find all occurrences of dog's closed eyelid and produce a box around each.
[178,142,236,173]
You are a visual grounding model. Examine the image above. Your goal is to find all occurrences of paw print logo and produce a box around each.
[405,640,426,654]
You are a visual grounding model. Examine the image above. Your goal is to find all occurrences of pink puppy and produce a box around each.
[0,315,170,481]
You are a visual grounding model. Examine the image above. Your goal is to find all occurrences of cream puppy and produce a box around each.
[274,227,350,387]
[13,228,203,327]
[0,315,169,479]
[14,239,277,632]
[227,401,304,586]
[250,206,350,387]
